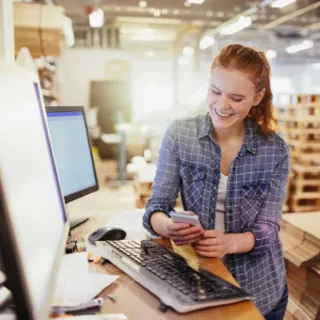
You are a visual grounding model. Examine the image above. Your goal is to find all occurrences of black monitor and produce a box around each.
[0,64,69,319]
[45,106,99,228]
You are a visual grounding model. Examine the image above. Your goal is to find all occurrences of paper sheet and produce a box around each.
[55,315,128,320]
[53,252,118,306]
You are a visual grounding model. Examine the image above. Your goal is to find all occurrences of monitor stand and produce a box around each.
[70,217,89,230]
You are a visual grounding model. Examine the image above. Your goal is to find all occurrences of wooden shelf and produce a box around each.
[14,3,65,57]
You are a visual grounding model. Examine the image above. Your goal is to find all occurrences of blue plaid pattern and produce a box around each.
[143,113,289,316]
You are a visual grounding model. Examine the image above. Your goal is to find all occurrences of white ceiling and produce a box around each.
[54,0,320,62]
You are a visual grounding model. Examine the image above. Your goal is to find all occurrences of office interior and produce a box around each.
[0,0,320,319]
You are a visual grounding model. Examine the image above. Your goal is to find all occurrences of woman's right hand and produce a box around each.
[164,211,204,246]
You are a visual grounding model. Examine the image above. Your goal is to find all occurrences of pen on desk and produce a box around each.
[107,294,117,303]
[51,297,104,316]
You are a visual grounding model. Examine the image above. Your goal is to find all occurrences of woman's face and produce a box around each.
[207,66,264,132]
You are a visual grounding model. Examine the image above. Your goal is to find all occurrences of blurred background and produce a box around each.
[12,0,320,207]
[13,0,320,209]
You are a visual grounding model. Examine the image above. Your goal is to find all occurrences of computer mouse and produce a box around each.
[88,227,126,244]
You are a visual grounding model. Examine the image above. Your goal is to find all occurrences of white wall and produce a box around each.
[56,48,132,109]
[55,48,174,123]
[131,59,174,122]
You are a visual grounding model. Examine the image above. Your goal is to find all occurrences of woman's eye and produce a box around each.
[231,98,242,102]
[211,90,220,95]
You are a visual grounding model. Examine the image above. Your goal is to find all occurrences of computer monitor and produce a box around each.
[0,63,69,319]
[45,106,99,228]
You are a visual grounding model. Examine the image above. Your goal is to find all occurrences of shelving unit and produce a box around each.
[37,60,59,106]
[275,94,320,213]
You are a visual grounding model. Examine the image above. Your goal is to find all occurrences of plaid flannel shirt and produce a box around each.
[143,113,289,315]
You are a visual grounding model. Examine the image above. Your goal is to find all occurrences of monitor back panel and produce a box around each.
[0,64,69,320]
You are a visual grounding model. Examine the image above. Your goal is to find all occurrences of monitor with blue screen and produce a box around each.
[46,106,99,228]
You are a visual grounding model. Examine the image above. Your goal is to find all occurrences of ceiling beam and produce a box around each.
[203,0,282,37]
[262,1,320,30]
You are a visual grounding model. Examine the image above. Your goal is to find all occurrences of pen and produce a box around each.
[51,297,104,315]
[107,294,117,302]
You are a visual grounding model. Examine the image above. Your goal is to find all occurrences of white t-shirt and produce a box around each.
[215,173,228,266]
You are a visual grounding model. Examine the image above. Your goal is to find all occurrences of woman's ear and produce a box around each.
[253,88,266,106]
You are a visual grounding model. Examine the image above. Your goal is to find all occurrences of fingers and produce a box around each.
[167,221,192,231]
[193,243,221,251]
[168,224,203,236]
[170,227,204,245]
[173,234,203,246]
[194,237,221,246]
[193,242,224,257]
[165,211,204,245]
[168,223,204,245]
[172,233,204,244]
[184,211,196,216]
[194,250,222,258]
[203,230,223,238]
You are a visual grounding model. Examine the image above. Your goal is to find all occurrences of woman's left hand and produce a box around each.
[192,230,235,258]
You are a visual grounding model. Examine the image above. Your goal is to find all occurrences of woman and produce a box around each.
[143,44,289,319]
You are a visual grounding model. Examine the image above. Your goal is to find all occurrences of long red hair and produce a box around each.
[211,44,276,139]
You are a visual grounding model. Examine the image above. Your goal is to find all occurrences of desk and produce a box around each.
[72,217,263,320]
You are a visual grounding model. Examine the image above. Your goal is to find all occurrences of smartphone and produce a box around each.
[170,211,201,226]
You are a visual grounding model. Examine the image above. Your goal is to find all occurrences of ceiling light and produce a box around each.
[220,16,252,35]
[89,8,104,28]
[139,1,147,8]
[137,28,154,41]
[161,8,168,14]
[153,9,161,17]
[199,36,215,49]
[182,46,195,56]
[266,50,277,59]
[285,40,314,54]
[271,0,296,8]
[187,0,206,4]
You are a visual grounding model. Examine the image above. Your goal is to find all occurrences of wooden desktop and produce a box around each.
[72,216,263,320]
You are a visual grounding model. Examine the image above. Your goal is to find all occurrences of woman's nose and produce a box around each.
[219,96,230,109]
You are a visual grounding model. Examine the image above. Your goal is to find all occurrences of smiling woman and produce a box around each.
[210,44,276,140]
[143,44,290,319]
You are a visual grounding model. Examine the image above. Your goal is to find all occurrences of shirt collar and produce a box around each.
[199,112,257,155]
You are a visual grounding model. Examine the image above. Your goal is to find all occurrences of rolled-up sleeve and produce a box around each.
[143,120,181,235]
[244,144,290,258]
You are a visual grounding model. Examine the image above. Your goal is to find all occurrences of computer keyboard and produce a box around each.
[95,240,252,313]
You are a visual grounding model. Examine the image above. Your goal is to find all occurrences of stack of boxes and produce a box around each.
[281,213,320,320]
[133,164,182,209]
